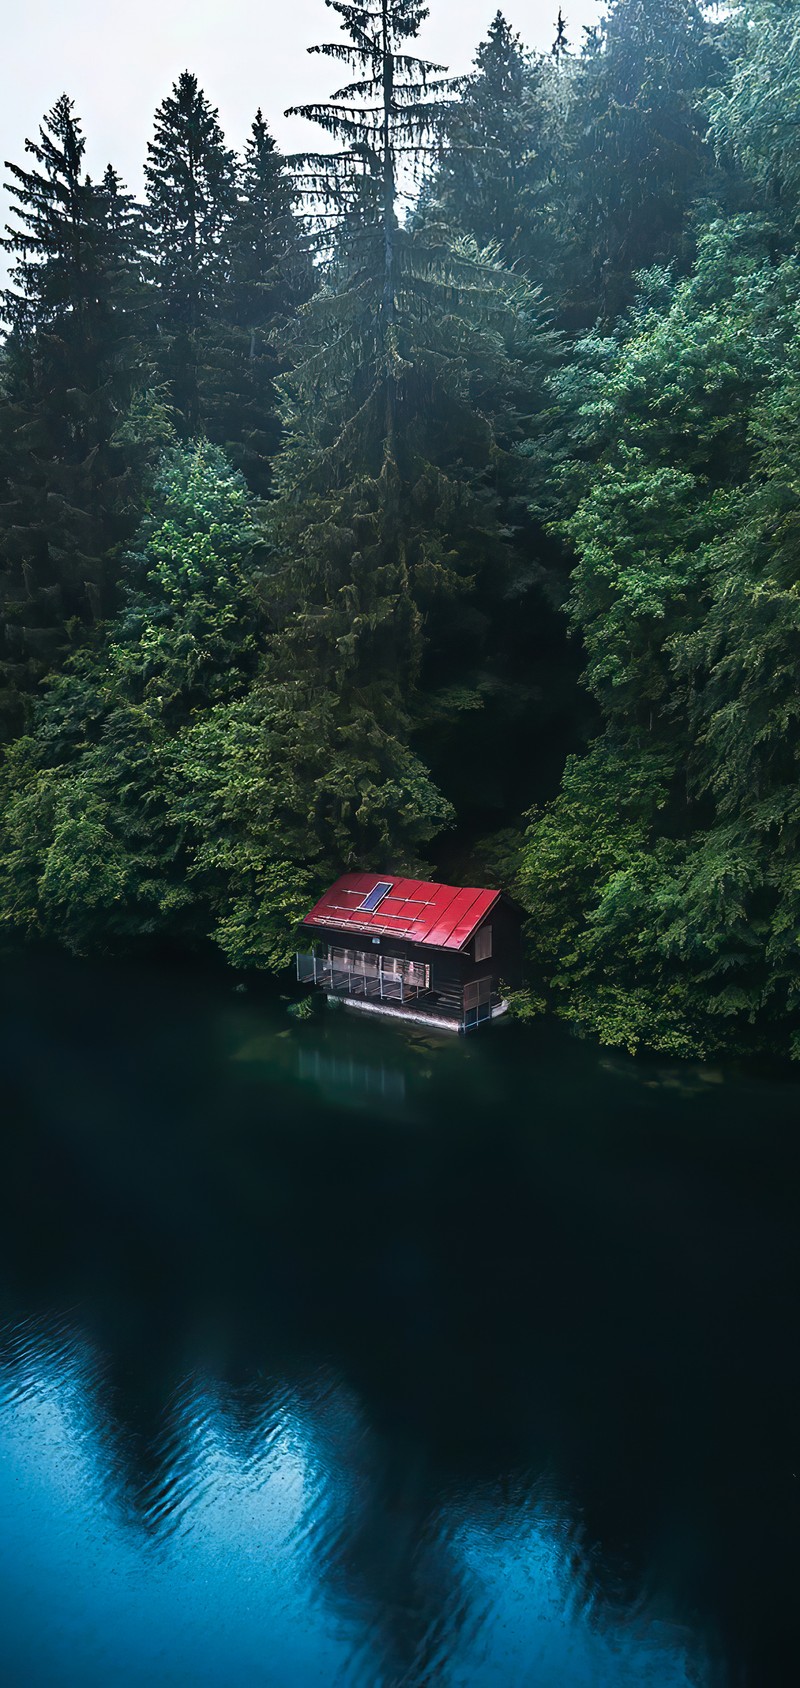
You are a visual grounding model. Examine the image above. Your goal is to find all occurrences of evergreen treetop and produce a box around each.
[145,70,236,326]
[3,95,92,334]
[145,72,237,426]
[199,110,313,494]
[429,11,541,268]
[287,0,457,275]
[551,9,570,65]
[0,98,152,736]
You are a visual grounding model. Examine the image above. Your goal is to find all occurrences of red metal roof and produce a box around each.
[301,873,501,951]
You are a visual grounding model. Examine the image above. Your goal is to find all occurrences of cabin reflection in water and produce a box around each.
[296,1046,407,1106]
[296,873,523,1034]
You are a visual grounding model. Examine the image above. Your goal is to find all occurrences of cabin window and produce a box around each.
[382,956,430,989]
[463,976,492,1029]
[330,947,358,970]
[474,924,492,963]
[328,948,429,989]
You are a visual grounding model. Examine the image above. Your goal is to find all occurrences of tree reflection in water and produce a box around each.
[1,950,799,1686]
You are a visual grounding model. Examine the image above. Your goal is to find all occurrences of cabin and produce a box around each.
[295,873,522,1033]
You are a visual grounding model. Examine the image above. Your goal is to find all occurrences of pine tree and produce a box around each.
[551,9,570,66]
[553,0,726,326]
[710,0,800,219]
[200,111,313,496]
[0,98,151,737]
[145,72,236,429]
[0,445,272,956]
[425,12,570,300]
[431,12,534,266]
[271,0,555,851]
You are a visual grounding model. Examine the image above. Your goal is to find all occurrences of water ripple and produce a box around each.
[0,1309,85,1410]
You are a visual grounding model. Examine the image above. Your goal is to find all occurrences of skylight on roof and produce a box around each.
[359,880,393,913]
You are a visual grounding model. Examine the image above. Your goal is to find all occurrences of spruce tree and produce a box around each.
[201,111,313,496]
[710,0,800,220]
[0,445,272,957]
[551,9,570,66]
[431,12,535,267]
[554,0,726,325]
[0,98,150,737]
[271,0,555,849]
[145,72,236,429]
[425,13,569,301]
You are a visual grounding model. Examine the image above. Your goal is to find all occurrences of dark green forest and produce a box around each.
[1,0,799,1060]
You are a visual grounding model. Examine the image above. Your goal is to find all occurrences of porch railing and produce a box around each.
[296,954,497,1027]
[296,953,424,1004]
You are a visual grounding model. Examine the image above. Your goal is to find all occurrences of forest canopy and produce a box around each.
[2,0,799,1061]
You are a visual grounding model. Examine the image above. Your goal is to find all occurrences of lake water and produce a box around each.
[1,951,799,1687]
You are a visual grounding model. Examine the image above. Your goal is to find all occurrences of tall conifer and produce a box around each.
[145,73,236,428]
[264,0,555,852]
[555,0,725,324]
[0,98,149,735]
[551,9,570,65]
[431,12,551,275]
[201,112,312,495]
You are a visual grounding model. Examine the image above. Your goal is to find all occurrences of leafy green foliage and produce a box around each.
[0,446,268,953]
[432,12,536,267]
[0,443,452,966]
[521,215,800,1057]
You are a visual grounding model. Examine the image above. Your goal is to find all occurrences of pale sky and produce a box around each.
[2,2,602,244]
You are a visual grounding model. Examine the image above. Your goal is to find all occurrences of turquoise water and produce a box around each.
[1,952,798,1686]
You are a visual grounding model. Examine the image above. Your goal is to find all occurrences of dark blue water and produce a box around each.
[1,952,799,1687]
